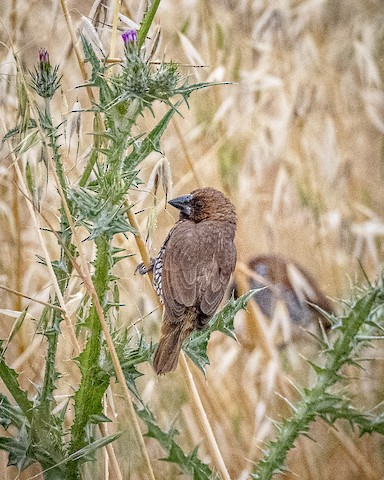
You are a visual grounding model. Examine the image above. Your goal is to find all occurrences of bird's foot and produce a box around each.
[135,258,155,275]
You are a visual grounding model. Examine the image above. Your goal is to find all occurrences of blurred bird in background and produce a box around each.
[137,187,237,374]
[246,254,332,335]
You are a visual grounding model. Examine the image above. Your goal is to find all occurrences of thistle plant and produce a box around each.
[252,279,384,479]
[0,15,243,479]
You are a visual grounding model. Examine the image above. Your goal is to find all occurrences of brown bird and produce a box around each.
[247,255,332,329]
[138,187,237,374]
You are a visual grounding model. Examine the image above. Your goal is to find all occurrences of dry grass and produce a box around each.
[1,0,384,479]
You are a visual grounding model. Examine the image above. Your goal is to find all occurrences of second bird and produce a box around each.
[138,187,237,374]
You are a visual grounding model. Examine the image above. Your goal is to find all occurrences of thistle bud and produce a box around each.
[39,48,49,66]
[30,49,61,99]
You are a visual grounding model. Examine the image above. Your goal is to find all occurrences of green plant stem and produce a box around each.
[44,97,51,120]
[67,235,111,480]
[38,101,72,414]
[252,291,378,480]
[38,311,61,417]
[44,122,66,197]
[138,0,162,48]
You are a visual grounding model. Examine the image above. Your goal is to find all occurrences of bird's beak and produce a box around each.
[168,194,192,216]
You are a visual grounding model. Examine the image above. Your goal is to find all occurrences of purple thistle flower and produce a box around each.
[39,48,50,65]
[122,29,138,46]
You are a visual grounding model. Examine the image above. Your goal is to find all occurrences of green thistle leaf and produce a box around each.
[2,120,38,143]
[183,290,256,374]
[107,333,154,401]
[69,187,136,240]
[137,407,216,479]
[123,99,183,172]
[0,394,24,430]
[0,424,33,471]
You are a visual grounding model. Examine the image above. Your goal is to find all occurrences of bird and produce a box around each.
[246,254,332,330]
[137,187,237,374]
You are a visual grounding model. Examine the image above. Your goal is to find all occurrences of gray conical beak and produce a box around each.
[168,194,193,216]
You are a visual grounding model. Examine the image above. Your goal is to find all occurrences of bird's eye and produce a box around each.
[195,200,204,208]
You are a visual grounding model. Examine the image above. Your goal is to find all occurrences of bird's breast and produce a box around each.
[153,247,165,301]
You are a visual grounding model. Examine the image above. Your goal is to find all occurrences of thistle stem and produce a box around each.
[67,236,111,479]
[138,0,162,48]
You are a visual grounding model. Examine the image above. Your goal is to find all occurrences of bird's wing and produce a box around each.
[162,220,236,323]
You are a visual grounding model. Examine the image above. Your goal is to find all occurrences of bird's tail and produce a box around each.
[153,318,193,374]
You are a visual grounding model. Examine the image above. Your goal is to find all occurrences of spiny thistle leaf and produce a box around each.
[164,445,215,480]
[69,187,135,240]
[65,432,122,463]
[0,394,24,430]
[174,80,232,102]
[79,35,104,85]
[123,99,183,172]
[0,424,34,471]
[137,407,216,479]
[2,119,38,142]
[137,407,178,451]
[183,290,256,374]
[0,414,67,475]
[319,399,384,435]
[105,333,154,402]
[0,344,33,422]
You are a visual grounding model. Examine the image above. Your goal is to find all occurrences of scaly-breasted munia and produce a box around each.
[138,187,237,374]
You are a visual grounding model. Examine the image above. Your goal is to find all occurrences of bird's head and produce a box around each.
[168,187,236,224]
